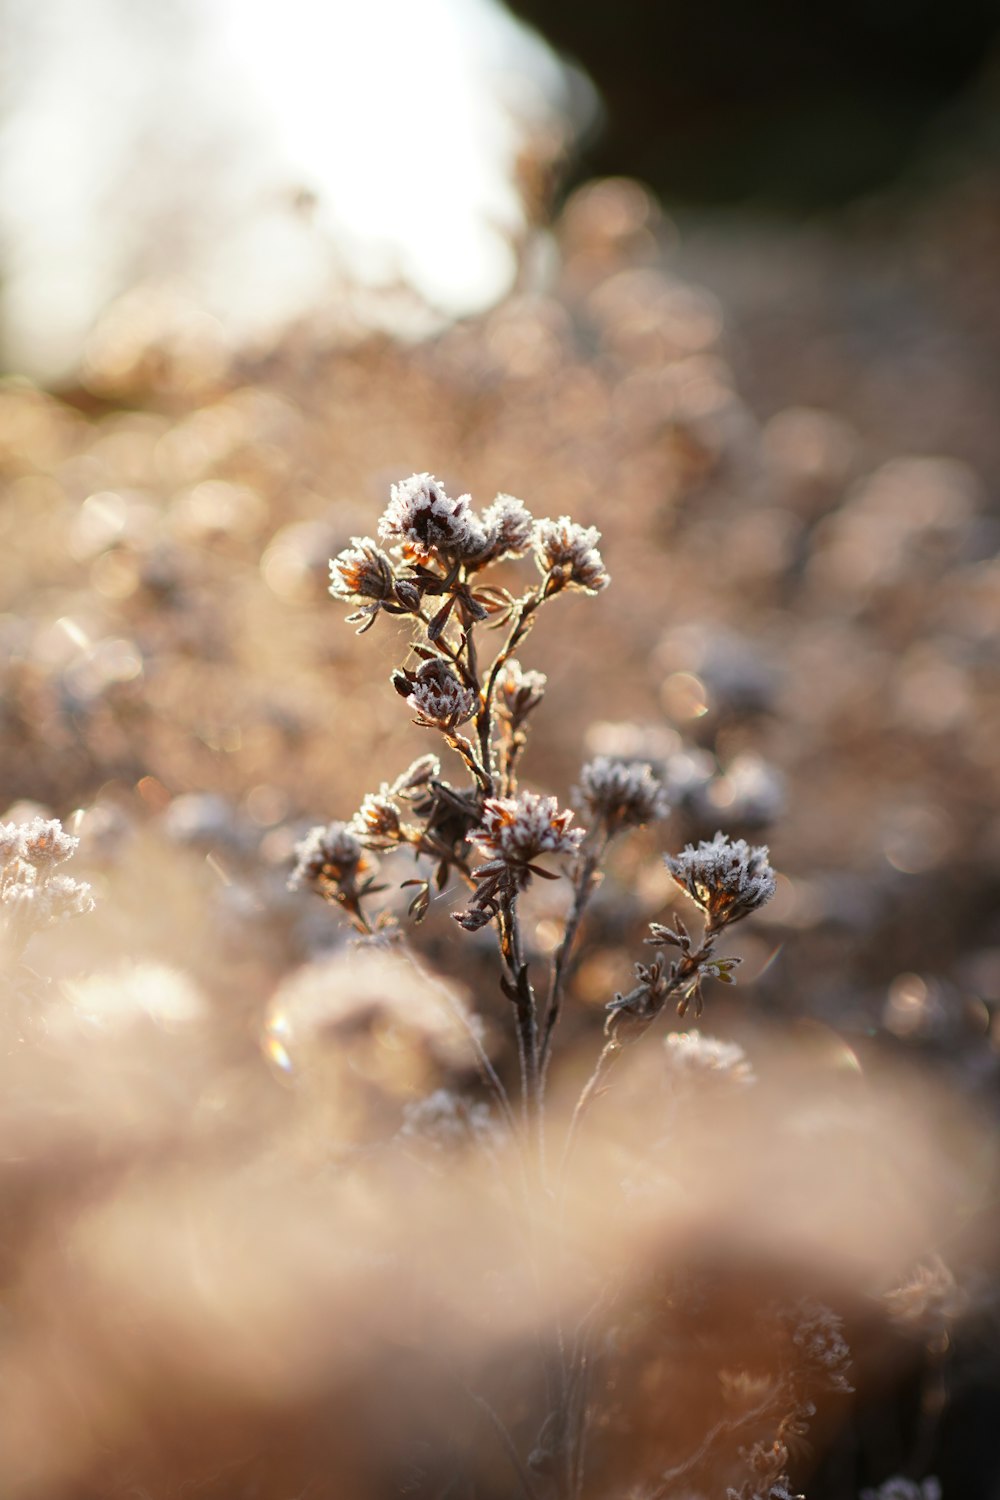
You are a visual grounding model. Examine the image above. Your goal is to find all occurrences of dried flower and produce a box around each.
[665,831,776,927]
[1,815,94,957]
[395,658,476,729]
[883,1254,965,1329]
[664,1028,755,1085]
[455,792,583,930]
[391,754,442,797]
[378,473,485,565]
[329,536,420,632]
[330,536,397,603]
[576,755,670,832]
[472,791,583,881]
[19,816,79,871]
[788,1300,853,1393]
[288,821,368,894]
[533,515,609,594]
[350,789,403,848]
[495,660,547,726]
[479,493,535,561]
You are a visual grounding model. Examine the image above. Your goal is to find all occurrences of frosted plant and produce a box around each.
[287,472,832,1500]
[1,816,95,965]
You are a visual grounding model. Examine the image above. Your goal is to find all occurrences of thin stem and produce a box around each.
[559,1038,620,1188]
[499,899,541,1137]
[539,837,608,1092]
[649,1390,782,1498]
[411,951,518,1137]
[477,593,542,773]
[444,730,492,795]
[457,1380,542,1500]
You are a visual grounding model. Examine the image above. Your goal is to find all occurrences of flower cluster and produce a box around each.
[665,831,776,927]
[1,816,95,959]
[576,754,670,833]
[533,515,609,594]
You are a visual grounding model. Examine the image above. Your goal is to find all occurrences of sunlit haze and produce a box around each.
[0,0,573,381]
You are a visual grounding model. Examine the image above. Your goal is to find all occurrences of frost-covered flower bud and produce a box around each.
[391,754,441,796]
[665,831,776,926]
[495,660,546,727]
[472,791,583,881]
[379,473,483,565]
[533,516,609,594]
[329,537,396,603]
[289,821,367,893]
[0,821,25,866]
[576,755,670,832]
[350,789,402,846]
[479,493,535,562]
[19,816,79,871]
[396,658,476,729]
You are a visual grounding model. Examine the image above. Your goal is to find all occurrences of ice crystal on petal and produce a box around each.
[665,831,776,926]
[533,515,609,593]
